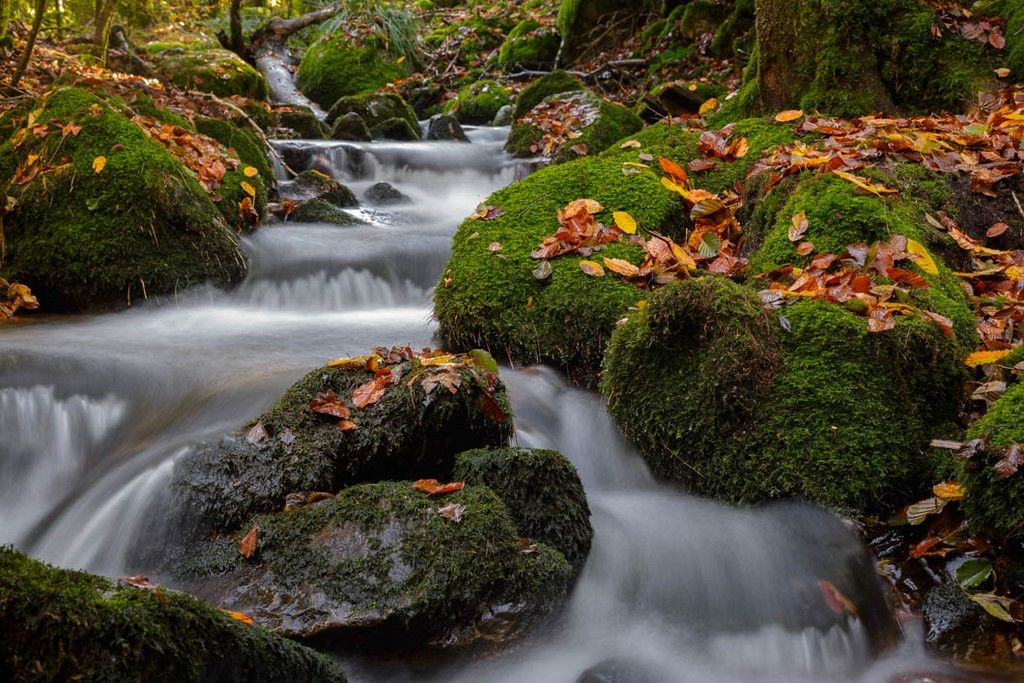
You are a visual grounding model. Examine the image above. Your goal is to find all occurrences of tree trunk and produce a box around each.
[93,0,116,67]
[0,0,10,40]
[228,0,244,56]
[11,0,47,88]
[248,2,340,107]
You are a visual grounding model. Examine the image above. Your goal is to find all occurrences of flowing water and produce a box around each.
[0,126,965,682]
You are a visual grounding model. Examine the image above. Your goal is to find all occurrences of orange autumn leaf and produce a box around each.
[965,349,1013,367]
[243,166,259,177]
[412,479,465,496]
[579,260,605,277]
[239,524,259,559]
[775,110,804,123]
[698,97,719,116]
[92,156,107,173]
[933,481,965,501]
[219,609,254,626]
[603,257,640,278]
[818,580,859,616]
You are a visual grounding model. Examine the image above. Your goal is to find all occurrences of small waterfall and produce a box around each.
[233,267,430,311]
[0,386,127,545]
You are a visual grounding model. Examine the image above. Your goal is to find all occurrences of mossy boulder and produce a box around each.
[187,482,573,651]
[290,169,358,207]
[325,92,419,134]
[0,87,246,311]
[497,19,561,72]
[194,117,272,231]
[365,182,408,205]
[506,90,644,163]
[513,70,585,120]
[156,48,269,100]
[275,105,328,140]
[426,114,469,142]
[172,354,513,533]
[290,199,361,225]
[454,447,592,571]
[331,112,372,142]
[961,384,1024,538]
[371,117,420,141]
[0,547,347,682]
[444,80,514,125]
[297,36,408,110]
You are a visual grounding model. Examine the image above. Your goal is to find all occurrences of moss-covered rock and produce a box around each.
[513,71,585,120]
[291,169,358,207]
[325,92,418,133]
[601,274,967,512]
[426,114,468,142]
[962,385,1024,538]
[454,447,592,571]
[194,117,272,231]
[173,354,513,532]
[297,35,408,110]
[0,547,347,682]
[0,87,246,311]
[371,117,420,141]
[498,19,561,72]
[289,199,361,225]
[444,79,514,125]
[188,482,573,651]
[506,90,644,163]
[557,0,658,62]
[156,48,269,100]
[275,105,328,140]
[331,112,371,142]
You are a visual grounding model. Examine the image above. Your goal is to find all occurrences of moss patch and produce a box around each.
[513,70,585,120]
[297,36,408,110]
[156,48,269,100]
[962,384,1024,538]
[0,547,346,682]
[444,80,514,125]
[498,19,560,72]
[0,87,245,311]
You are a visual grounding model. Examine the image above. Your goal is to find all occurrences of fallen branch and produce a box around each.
[506,59,648,82]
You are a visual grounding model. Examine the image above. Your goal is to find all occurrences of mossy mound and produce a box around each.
[325,92,419,135]
[297,36,408,110]
[497,19,561,72]
[436,119,791,383]
[156,48,269,100]
[962,384,1024,538]
[189,482,573,651]
[275,105,328,140]
[444,80,514,125]
[600,274,968,513]
[506,90,644,163]
[290,199,361,225]
[0,87,245,311]
[174,356,513,532]
[454,447,592,571]
[513,71,585,120]
[0,547,347,682]
[194,117,272,231]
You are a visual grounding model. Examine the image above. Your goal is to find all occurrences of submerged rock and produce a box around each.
[922,583,1023,670]
[191,482,573,652]
[0,547,347,682]
[425,114,469,142]
[0,87,246,311]
[364,181,408,205]
[454,447,592,571]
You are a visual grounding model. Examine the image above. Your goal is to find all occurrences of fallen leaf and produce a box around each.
[907,496,947,524]
[489,241,503,252]
[620,140,642,149]
[309,390,351,419]
[92,156,107,173]
[933,481,965,501]
[437,502,465,522]
[219,609,254,625]
[613,211,637,235]
[796,241,816,256]
[995,444,1023,479]
[775,110,804,123]
[603,257,640,277]
[240,181,257,197]
[789,211,809,242]
[986,222,1010,238]
[243,166,259,177]
[579,260,605,276]
[905,239,938,275]
[819,580,859,616]
[239,524,259,559]
[699,97,719,115]
[965,349,1013,367]
[245,422,268,445]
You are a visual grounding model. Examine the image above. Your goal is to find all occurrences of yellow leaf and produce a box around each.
[325,355,377,370]
[620,140,642,149]
[241,181,257,197]
[1004,265,1024,281]
[92,156,107,174]
[698,98,719,116]
[965,349,1013,367]
[932,481,965,501]
[243,166,259,177]
[419,354,458,366]
[613,211,637,235]
[396,55,406,65]
[832,170,897,197]
[602,257,640,277]
[25,154,38,167]
[579,260,605,277]
[775,110,804,123]
[905,239,938,275]
[670,241,697,270]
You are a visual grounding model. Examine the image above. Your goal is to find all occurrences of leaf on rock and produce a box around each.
[437,502,465,522]
[245,422,268,445]
[352,368,395,408]
[239,524,259,559]
[788,211,808,242]
[219,609,254,626]
[956,559,994,589]
[309,390,351,419]
[818,580,859,616]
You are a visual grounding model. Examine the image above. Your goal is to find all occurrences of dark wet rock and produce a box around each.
[188,482,573,653]
[576,657,670,683]
[364,182,408,205]
[0,547,347,682]
[289,199,361,226]
[371,117,420,141]
[276,105,328,140]
[331,112,372,142]
[922,583,1023,669]
[326,93,418,136]
[454,447,592,571]
[492,104,514,127]
[425,114,469,142]
[292,170,358,207]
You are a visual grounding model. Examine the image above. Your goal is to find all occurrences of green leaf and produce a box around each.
[956,559,993,589]
[967,592,1016,623]
[698,233,720,259]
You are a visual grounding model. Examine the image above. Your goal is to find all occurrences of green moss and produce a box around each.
[0,547,347,682]
[1004,1,1024,79]
[194,117,272,231]
[297,36,407,110]
[513,70,585,120]
[454,447,592,570]
[331,113,371,141]
[444,80,514,125]
[498,19,560,72]
[962,384,1024,537]
[157,48,269,100]
[371,117,420,141]
[210,482,572,646]
[678,0,728,39]
[0,87,245,311]
[601,277,966,512]
[176,359,513,532]
[290,199,360,225]
[435,149,682,384]
[325,92,418,132]
[276,105,327,139]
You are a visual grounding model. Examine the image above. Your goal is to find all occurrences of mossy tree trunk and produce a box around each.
[11,0,47,88]
[93,0,116,67]
[0,0,9,39]
[228,0,245,57]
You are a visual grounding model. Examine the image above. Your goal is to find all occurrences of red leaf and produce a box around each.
[309,390,351,418]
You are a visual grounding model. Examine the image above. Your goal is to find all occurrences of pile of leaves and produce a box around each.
[929,1,1007,49]
[751,87,1024,198]
[303,346,505,433]
[518,92,600,158]
[757,233,953,335]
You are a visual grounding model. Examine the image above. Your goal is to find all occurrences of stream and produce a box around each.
[0,125,966,682]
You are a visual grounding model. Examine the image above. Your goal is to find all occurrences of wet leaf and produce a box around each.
[239,524,258,559]
[907,496,947,524]
[965,349,1013,367]
[995,444,1023,479]
[326,355,377,370]
[352,368,395,409]
[245,422,268,445]
[309,390,351,419]
[219,609,254,625]
[956,559,993,589]
[818,580,859,616]
[968,593,1018,623]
